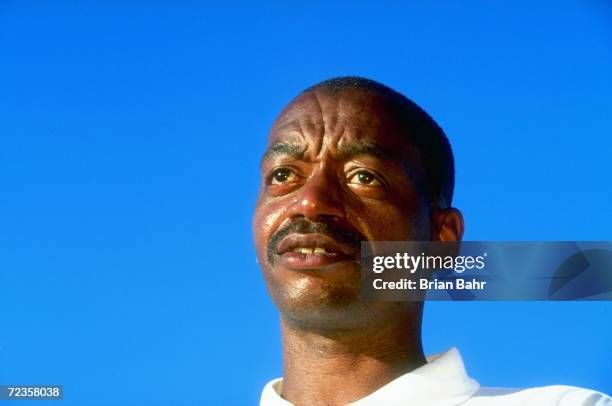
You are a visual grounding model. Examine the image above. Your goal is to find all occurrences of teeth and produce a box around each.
[293,247,313,254]
[292,247,328,254]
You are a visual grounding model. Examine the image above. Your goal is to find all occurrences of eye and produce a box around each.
[270,168,298,184]
[348,170,381,186]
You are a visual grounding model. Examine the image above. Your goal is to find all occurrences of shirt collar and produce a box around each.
[260,347,480,406]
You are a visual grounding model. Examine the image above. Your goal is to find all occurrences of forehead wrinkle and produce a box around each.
[270,114,317,153]
[264,112,322,165]
[271,92,333,162]
[313,90,342,138]
[273,118,302,134]
[310,90,349,160]
[268,91,389,163]
[327,90,384,147]
[302,91,326,158]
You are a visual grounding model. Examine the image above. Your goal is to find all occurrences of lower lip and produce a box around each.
[278,252,355,270]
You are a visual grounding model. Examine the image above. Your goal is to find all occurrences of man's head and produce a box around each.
[253,77,463,330]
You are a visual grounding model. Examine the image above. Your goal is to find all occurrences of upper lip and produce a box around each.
[276,233,357,256]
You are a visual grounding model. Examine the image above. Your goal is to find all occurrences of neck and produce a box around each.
[279,309,426,406]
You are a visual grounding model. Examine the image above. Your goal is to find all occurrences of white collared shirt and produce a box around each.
[260,348,611,405]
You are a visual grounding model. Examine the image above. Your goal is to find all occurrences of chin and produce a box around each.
[268,276,377,330]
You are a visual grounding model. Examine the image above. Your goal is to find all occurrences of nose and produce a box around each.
[287,169,346,222]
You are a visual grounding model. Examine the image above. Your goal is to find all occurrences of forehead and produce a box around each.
[268,89,412,153]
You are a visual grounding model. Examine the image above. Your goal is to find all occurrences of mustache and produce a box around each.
[267,217,365,264]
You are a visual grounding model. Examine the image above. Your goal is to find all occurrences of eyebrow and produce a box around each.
[261,142,305,163]
[336,142,397,162]
[261,140,399,165]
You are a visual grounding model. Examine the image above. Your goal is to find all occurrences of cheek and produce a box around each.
[353,209,405,240]
[351,199,429,241]
[253,198,290,258]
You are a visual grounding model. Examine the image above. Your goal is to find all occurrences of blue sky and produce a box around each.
[0,1,610,405]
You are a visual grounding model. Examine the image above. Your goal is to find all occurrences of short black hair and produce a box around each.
[305,76,455,209]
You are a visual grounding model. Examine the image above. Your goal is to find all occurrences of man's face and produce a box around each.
[253,89,431,327]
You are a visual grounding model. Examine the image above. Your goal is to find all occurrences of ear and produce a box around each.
[432,208,464,241]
